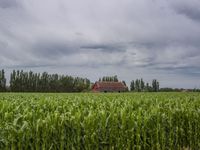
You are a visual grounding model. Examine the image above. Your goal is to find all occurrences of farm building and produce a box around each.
[92,81,128,92]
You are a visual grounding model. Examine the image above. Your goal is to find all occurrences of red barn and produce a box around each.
[92,81,128,92]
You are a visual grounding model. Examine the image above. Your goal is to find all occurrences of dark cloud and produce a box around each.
[131,41,170,50]
[80,43,126,53]
[177,8,200,21]
[31,39,78,59]
[169,0,200,21]
[0,40,8,48]
[0,0,18,9]
[0,0,200,88]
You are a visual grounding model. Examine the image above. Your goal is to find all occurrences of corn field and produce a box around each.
[0,93,200,150]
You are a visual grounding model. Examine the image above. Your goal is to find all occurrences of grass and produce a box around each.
[0,92,200,149]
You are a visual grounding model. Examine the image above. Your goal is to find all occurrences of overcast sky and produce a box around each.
[0,0,200,88]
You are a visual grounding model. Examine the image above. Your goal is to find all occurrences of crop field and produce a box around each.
[0,93,200,150]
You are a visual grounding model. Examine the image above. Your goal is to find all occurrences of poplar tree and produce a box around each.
[130,80,135,91]
[152,79,159,92]
[0,69,6,92]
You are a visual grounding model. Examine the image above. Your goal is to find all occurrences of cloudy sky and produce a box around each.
[0,0,200,88]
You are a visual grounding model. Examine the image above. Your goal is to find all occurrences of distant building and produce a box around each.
[92,81,128,92]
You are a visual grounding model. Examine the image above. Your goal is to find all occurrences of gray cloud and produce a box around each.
[31,39,78,59]
[0,0,18,9]
[80,43,126,53]
[169,0,200,21]
[0,40,8,48]
[177,7,200,21]
[0,0,200,88]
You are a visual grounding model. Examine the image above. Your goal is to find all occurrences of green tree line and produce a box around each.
[7,70,90,92]
[99,75,119,82]
[130,78,159,92]
[2,70,199,93]
[0,71,160,93]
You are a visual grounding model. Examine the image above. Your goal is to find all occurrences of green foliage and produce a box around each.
[0,93,200,149]
[152,79,159,92]
[122,80,126,86]
[0,69,6,92]
[9,70,90,92]
[130,78,157,92]
[130,80,135,91]
[101,75,118,82]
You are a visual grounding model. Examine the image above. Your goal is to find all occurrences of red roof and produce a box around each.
[96,82,126,88]
[92,81,127,92]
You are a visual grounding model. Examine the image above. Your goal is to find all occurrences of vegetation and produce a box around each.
[130,78,159,92]
[99,75,119,82]
[0,69,6,92]
[0,92,200,149]
[152,79,160,92]
[9,70,90,92]
[1,69,200,92]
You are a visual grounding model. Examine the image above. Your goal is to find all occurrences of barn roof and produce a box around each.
[95,81,127,88]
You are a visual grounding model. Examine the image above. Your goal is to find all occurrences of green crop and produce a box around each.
[0,92,200,149]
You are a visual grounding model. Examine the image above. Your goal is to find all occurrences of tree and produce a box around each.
[114,75,118,82]
[152,79,159,92]
[0,69,6,92]
[130,79,158,92]
[140,78,145,91]
[8,70,91,92]
[10,70,16,91]
[100,75,119,82]
[122,80,126,86]
[130,80,135,91]
[135,79,141,92]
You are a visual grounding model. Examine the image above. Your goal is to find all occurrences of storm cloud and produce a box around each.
[169,0,200,21]
[0,0,200,88]
[0,0,18,9]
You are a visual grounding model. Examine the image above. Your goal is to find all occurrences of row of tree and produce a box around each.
[0,71,160,92]
[5,70,199,93]
[8,70,90,92]
[130,79,159,92]
[99,75,127,86]
[0,70,6,92]
[99,75,119,82]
